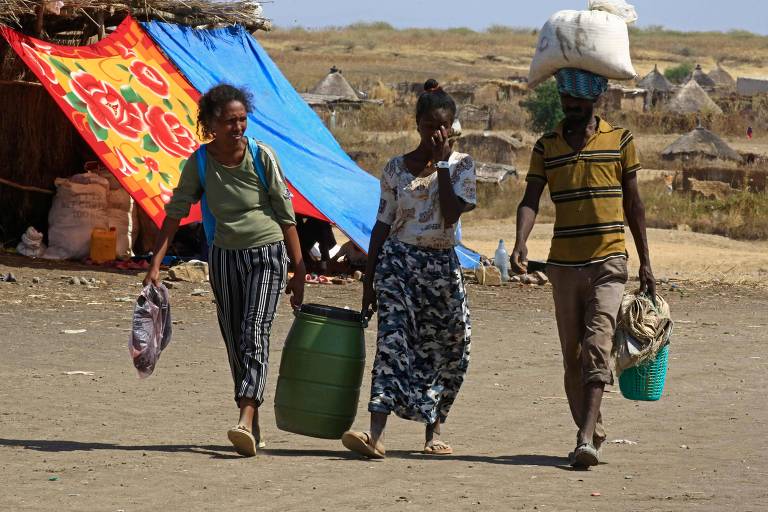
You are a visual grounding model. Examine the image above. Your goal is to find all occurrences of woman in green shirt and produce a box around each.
[143,84,305,457]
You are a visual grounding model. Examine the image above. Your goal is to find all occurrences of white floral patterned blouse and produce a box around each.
[377,151,477,250]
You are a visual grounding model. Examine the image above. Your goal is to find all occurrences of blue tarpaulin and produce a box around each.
[142,22,481,268]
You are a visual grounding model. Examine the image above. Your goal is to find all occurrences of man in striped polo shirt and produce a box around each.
[511,68,655,468]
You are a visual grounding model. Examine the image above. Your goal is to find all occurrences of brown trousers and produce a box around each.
[546,257,627,444]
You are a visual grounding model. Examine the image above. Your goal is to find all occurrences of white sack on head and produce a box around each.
[528,8,637,88]
[588,0,638,24]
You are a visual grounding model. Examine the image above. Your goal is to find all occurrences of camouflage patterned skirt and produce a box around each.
[368,238,471,425]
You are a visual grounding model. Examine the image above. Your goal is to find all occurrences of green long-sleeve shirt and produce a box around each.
[165,142,296,250]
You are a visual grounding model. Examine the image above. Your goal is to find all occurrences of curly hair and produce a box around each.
[196,84,254,140]
[415,78,456,123]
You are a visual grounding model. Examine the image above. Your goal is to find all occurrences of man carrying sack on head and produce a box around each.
[510,67,655,468]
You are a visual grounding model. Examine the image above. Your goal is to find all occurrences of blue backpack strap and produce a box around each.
[247,137,269,191]
[194,144,216,245]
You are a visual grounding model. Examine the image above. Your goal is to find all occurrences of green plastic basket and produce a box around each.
[619,344,669,401]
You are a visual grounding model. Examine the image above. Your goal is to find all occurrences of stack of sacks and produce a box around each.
[528,0,638,88]
[44,172,109,260]
[96,165,135,260]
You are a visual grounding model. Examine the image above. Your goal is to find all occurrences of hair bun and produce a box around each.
[423,78,440,92]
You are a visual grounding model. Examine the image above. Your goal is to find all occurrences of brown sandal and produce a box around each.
[341,431,386,459]
[423,439,453,455]
[227,424,257,457]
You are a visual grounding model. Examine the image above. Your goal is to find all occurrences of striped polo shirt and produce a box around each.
[527,117,641,266]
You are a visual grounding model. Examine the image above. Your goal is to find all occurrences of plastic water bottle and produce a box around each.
[494,239,509,282]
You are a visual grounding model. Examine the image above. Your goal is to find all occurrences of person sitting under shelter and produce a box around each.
[296,215,336,273]
[330,240,367,273]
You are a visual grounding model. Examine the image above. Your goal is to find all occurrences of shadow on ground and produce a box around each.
[0,438,577,468]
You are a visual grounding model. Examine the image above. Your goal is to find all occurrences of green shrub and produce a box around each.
[521,80,563,133]
[664,62,693,84]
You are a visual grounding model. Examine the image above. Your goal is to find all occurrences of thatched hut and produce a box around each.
[302,67,383,121]
[638,65,673,92]
[636,64,673,107]
[661,126,741,163]
[0,1,270,245]
[309,66,359,101]
[708,63,736,91]
[686,64,716,91]
[665,80,723,114]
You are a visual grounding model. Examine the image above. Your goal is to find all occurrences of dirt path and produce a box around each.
[0,254,766,511]
[462,220,768,285]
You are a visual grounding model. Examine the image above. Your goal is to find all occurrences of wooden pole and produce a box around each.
[96,9,106,41]
[34,1,46,37]
[0,177,54,195]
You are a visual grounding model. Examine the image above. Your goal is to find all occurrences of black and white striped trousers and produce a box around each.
[209,241,288,406]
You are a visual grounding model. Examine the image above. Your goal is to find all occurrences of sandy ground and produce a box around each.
[1,231,767,511]
[462,221,768,286]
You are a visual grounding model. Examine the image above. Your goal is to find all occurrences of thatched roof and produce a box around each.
[737,77,768,96]
[686,64,716,89]
[665,80,723,114]
[309,67,359,101]
[637,65,673,92]
[661,126,741,162]
[0,1,271,37]
[708,64,736,89]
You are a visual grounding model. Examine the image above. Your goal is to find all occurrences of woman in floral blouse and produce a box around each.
[342,79,476,459]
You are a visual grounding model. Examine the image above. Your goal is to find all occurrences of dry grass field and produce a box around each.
[257,24,768,91]
[255,24,768,241]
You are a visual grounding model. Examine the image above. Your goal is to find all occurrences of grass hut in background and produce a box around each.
[661,125,741,163]
[708,63,736,92]
[637,64,673,108]
[686,64,716,91]
[308,66,359,101]
[301,67,383,123]
[665,80,723,114]
[0,1,270,245]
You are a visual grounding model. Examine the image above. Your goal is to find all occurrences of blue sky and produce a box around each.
[266,0,768,35]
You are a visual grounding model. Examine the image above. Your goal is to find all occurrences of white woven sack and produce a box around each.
[528,9,637,88]
[44,175,109,260]
[109,204,134,259]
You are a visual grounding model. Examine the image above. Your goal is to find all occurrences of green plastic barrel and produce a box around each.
[274,304,366,439]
